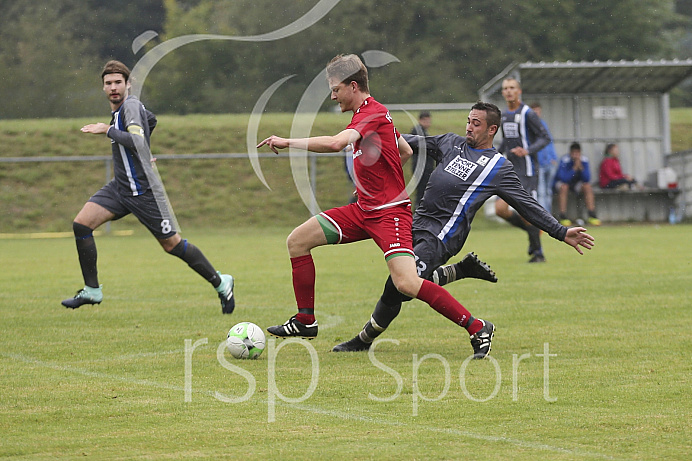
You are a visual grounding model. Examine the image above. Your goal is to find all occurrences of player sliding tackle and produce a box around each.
[332,101,595,354]
[258,54,542,359]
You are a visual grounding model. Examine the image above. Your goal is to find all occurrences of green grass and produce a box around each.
[3,108,690,233]
[1,224,690,460]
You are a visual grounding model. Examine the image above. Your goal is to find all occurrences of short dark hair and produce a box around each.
[326,54,369,93]
[604,143,617,155]
[570,142,581,151]
[471,101,501,129]
[101,60,131,82]
[503,77,521,89]
[529,102,541,109]
[419,111,431,120]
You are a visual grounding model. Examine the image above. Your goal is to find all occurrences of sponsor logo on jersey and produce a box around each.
[444,155,478,180]
[477,155,490,166]
[389,242,401,248]
[353,149,363,159]
[503,121,519,138]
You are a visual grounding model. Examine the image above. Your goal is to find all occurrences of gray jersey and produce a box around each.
[498,103,551,178]
[107,95,157,196]
[405,133,567,260]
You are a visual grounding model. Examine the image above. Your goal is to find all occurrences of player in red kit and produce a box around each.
[257,54,495,358]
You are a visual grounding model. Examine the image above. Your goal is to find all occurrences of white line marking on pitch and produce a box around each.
[287,403,619,460]
[2,351,214,399]
[4,350,618,459]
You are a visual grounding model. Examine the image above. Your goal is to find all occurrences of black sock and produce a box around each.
[73,222,99,288]
[506,211,529,231]
[360,298,402,343]
[359,277,404,343]
[169,239,220,287]
[431,264,459,286]
[527,225,542,255]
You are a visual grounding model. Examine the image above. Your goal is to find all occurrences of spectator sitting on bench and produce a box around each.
[599,143,637,190]
[553,142,601,226]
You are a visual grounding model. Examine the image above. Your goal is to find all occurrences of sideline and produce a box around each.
[0,230,134,240]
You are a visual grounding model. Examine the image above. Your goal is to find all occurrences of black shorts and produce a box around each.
[519,174,539,199]
[411,230,453,279]
[89,180,177,239]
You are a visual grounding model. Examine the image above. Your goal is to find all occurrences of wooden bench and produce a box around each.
[552,188,680,223]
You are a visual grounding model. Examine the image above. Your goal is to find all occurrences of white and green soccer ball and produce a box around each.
[226,322,266,360]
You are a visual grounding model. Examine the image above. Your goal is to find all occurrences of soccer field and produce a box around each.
[1,224,690,460]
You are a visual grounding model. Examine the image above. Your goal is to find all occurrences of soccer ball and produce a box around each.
[226,322,266,359]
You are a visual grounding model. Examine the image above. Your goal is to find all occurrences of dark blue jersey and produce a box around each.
[498,103,551,178]
[107,95,157,196]
[405,133,567,259]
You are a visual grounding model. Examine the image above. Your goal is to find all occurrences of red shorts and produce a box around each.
[318,203,414,261]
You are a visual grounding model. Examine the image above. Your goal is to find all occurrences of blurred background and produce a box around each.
[1,0,690,119]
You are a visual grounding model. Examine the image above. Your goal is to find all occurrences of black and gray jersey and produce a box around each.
[498,102,551,178]
[405,133,566,259]
[107,95,158,196]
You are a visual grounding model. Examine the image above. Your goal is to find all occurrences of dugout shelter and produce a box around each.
[479,59,692,221]
[479,59,692,185]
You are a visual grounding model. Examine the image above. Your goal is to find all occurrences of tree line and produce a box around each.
[1,0,690,119]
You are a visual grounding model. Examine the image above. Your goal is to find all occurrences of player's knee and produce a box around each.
[390,275,419,298]
[167,238,186,256]
[73,222,93,239]
[286,226,317,257]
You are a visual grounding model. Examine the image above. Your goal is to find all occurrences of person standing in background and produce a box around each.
[495,78,552,263]
[529,102,558,213]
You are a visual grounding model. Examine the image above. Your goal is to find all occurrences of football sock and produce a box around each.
[73,222,99,288]
[527,225,542,256]
[416,279,477,331]
[291,255,315,324]
[431,264,459,286]
[506,210,529,231]
[169,239,221,287]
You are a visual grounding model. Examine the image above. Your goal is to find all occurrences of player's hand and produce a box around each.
[510,146,529,157]
[564,226,595,255]
[257,135,288,154]
[81,123,110,135]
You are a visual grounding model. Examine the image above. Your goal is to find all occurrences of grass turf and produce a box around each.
[0,223,690,460]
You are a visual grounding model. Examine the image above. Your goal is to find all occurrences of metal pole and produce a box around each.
[105,158,112,234]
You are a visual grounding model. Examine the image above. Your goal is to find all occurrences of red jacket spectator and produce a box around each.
[599,143,636,189]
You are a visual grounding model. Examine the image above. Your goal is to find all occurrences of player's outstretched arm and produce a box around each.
[257,129,360,154]
[81,123,111,135]
[563,227,595,255]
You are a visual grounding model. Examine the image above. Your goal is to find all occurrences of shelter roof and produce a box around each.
[479,59,692,97]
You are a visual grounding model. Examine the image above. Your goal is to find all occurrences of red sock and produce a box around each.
[416,279,478,333]
[291,255,315,324]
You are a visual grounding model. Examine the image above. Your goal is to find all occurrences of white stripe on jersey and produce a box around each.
[437,153,503,242]
[119,144,140,195]
[365,198,411,211]
[519,105,534,177]
[113,111,140,196]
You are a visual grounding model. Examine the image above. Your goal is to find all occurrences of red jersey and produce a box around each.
[599,157,625,188]
[347,97,409,211]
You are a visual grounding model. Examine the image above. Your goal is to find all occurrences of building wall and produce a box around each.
[490,93,666,186]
